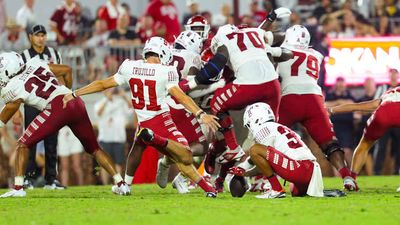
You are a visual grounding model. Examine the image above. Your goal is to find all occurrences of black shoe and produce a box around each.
[205,192,217,198]
[44,180,66,190]
[136,128,154,143]
[23,179,34,190]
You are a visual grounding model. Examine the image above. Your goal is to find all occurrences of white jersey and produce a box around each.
[167,49,202,110]
[113,59,179,122]
[249,121,316,161]
[381,87,400,103]
[277,46,324,96]
[212,27,277,84]
[1,57,71,111]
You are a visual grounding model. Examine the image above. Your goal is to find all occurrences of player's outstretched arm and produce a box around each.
[168,86,220,132]
[329,99,381,115]
[0,99,23,127]
[49,64,73,89]
[62,76,119,108]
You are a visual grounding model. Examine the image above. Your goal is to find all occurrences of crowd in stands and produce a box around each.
[1,0,400,187]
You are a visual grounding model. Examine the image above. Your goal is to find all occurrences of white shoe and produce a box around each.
[172,173,190,194]
[0,189,26,198]
[112,182,131,195]
[397,186,400,192]
[255,189,285,199]
[156,158,170,188]
[343,176,359,191]
[217,146,245,164]
[43,180,66,190]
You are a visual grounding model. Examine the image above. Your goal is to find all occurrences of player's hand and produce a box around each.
[62,94,74,108]
[327,107,334,116]
[198,113,220,133]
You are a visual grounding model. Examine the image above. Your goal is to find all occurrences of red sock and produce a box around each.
[338,167,352,179]
[14,185,23,190]
[267,175,283,191]
[151,133,168,148]
[351,171,358,180]
[197,178,216,193]
[219,115,238,150]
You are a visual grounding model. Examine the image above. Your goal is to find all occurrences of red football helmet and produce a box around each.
[185,15,210,40]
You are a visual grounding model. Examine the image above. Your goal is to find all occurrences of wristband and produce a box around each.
[195,110,205,119]
[329,108,334,114]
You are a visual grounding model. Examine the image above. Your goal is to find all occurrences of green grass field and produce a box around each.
[0,176,399,225]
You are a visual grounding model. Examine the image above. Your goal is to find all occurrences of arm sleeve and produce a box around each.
[166,67,179,90]
[113,59,131,86]
[50,9,61,25]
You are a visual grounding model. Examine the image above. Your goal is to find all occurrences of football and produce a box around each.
[229,176,247,198]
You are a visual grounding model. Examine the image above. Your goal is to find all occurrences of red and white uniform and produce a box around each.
[277,46,335,146]
[167,49,205,143]
[364,87,400,141]
[97,1,126,31]
[145,0,180,43]
[210,27,280,116]
[113,59,188,147]
[249,121,324,197]
[50,2,78,43]
[1,57,99,153]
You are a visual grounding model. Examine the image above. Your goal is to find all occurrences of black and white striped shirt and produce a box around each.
[20,46,62,64]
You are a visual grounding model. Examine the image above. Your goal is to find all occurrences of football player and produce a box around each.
[230,103,324,198]
[329,86,400,191]
[0,52,130,197]
[276,25,358,191]
[63,37,220,197]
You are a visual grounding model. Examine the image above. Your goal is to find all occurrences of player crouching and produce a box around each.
[229,103,324,198]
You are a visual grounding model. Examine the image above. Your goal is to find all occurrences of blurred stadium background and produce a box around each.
[1,0,400,188]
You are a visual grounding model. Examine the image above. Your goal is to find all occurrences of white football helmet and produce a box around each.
[243,102,275,129]
[282,25,310,49]
[0,52,24,88]
[174,30,203,54]
[185,15,210,40]
[211,24,239,54]
[142,37,173,65]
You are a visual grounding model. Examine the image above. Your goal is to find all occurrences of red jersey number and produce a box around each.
[24,67,58,100]
[277,125,303,149]
[129,78,161,111]
[226,31,265,52]
[170,55,185,79]
[290,51,319,79]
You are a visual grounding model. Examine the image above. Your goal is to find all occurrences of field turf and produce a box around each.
[0,176,399,225]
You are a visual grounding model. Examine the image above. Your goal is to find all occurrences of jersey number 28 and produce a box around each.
[24,67,58,100]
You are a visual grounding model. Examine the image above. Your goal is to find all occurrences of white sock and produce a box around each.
[161,157,170,167]
[113,173,123,184]
[125,174,134,185]
[15,176,24,186]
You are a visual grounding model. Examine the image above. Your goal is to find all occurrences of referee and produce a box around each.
[21,24,65,189]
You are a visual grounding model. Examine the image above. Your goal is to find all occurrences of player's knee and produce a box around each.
[321,140,344,158]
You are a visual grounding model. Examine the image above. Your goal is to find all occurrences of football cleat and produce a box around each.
[397,186,400,192]
[0,188,26,198]
[23,179,34,190]
[172,173,190,194]
[217,146,245,164]
[204,151,217,174]
[249,176,271,192]
[205,192,217,198]
[343,176,359,192]
[214,177,225,193]
[112,181,131,195]
[156,158,170,188]
[255,189,285,199]
[136,128,154,143]
[43,180,66,190]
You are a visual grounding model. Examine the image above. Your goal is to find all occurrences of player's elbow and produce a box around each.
[195,53,227,85]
